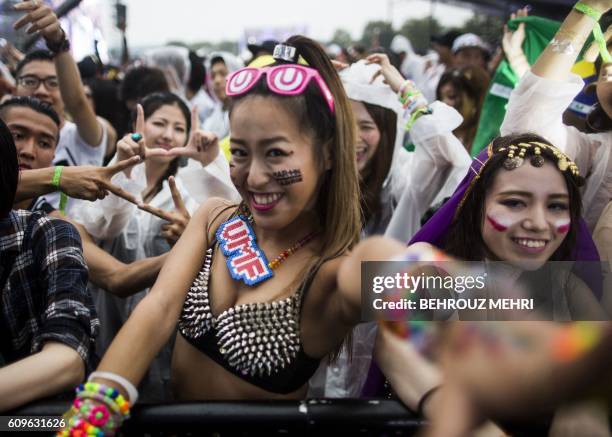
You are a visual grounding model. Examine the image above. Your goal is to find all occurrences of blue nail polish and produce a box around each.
[131,133,142,142]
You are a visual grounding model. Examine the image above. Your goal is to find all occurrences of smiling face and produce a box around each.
[3,105,58,171]
[351,99,381,174]
[229,95,324,230]
[143,103,188,164]
[15,60,64,119]
[481,160,571,269]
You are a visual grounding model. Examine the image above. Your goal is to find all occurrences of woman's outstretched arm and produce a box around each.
[89,198,227,393]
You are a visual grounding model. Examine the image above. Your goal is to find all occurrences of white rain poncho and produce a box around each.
[202,52,244,139]
[143,46,190,97]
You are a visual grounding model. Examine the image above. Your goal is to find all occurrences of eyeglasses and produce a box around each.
[226,65,335,114]
[17,75,59,90]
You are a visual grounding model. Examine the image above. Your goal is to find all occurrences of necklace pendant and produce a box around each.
[217,215,273,286]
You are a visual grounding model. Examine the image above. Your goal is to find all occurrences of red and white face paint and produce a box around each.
[555,218,570,234]
[486,214,515,232]
[481,160,571,269]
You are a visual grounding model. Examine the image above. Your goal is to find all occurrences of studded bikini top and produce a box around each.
[178,246,321,394]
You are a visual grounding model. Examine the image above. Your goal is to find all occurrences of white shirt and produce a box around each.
[46,120,107,215]
[501,71,612,230]
[54,120,107,167]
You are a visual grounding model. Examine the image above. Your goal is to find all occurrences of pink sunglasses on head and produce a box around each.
[226,65,335,114]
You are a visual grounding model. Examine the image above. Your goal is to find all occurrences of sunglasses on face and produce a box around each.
[226,65,335,114]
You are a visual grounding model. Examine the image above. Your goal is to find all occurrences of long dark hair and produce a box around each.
[358,101,396,228]
[444,133,583,261]
[132,92,191,200]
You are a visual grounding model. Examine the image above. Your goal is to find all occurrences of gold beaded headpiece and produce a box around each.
[497,141,581,179]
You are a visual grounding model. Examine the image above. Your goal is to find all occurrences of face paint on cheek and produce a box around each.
[486,214,513,232]
[272,169,303,186]
[555,218,570,234]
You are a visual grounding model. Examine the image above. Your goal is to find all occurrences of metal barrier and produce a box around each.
[12,398,426,436]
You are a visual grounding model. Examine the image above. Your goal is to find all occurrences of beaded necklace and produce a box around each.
[268,230,318,269]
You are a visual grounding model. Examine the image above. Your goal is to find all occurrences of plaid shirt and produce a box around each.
[0,210,99,366]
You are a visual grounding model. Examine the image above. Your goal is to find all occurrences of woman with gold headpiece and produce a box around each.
[338,130,607,434]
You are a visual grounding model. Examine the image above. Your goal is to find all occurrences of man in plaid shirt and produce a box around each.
[0,116,98,412]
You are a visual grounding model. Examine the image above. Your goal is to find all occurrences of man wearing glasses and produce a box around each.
[12,1,107,213]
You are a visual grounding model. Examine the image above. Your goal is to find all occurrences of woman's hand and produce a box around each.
[502,8,528,62]
[167,106,220,167]
[502,7,530,78]
[116,104,170,177]
[366,53,406,93]
[138,176,190,245]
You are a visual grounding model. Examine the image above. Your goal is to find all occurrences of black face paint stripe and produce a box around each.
[272,169,303,186]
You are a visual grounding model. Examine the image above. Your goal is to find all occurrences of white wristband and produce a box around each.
[88,371,139,404]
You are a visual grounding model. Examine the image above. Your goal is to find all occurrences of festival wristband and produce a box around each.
[399,79,415,96]
[52,166,63,189]
[51,166,68,215]
[89,371,139,404]
[405,106,433,131]
[574,2,612,63]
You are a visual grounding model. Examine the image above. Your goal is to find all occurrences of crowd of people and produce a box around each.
[1,0,612,435]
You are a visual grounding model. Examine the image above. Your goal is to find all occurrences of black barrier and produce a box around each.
[10,399,425,436]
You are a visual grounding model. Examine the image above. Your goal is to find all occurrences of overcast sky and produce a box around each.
[124,0,474,48]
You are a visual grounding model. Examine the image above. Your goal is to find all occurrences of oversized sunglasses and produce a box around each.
[226,65,335,114]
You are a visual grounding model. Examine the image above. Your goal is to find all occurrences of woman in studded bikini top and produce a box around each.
[81,35,366,405]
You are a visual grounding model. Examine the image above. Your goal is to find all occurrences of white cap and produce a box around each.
[452,33,490,54]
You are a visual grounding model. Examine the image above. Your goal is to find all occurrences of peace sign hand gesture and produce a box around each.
[166,106,220,167]
[137,176,191,245]
[59,156,142,204]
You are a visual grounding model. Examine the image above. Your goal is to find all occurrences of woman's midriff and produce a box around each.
[170,332,307,400]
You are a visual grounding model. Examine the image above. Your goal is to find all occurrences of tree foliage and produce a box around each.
[330,28,353,48]
[398,17,444,54]
[460,14,504,47]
